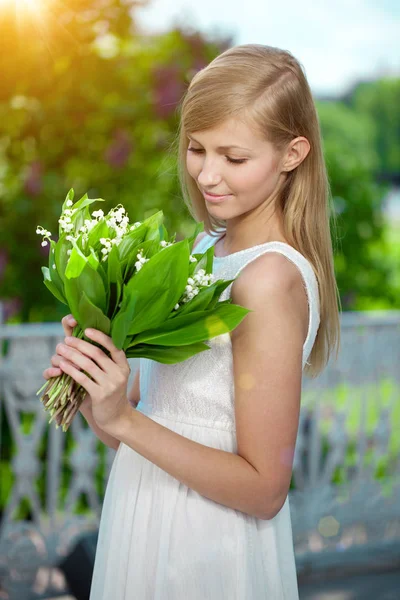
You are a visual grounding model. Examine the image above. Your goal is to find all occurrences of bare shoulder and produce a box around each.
[231,252,309,344]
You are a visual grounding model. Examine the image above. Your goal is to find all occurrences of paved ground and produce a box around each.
[299,570,400,599]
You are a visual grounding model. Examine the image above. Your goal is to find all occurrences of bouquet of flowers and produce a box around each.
[36,189,251,432]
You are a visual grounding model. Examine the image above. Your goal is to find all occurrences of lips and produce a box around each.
[203,190,229,197]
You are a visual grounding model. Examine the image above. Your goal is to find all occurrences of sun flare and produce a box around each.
[0,0,43,11]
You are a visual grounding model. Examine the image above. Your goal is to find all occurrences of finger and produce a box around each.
[61,314,78,337]
[51,353,82,371]
[84,329,128,369]
[63,337,112,372]
[59,359,96,398]
[43,367,62,380]
[56,344,105,384]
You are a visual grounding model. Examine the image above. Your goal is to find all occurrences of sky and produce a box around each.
[135,0,400,98]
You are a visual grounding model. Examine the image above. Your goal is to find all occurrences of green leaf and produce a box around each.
[64,260,107,316]
[47,241,67,302]
[189,244,215,280]
[111,289,139,349]
[125,341,211,363]
[124,239,190,336]
[131,303,251,347]
[87,218,110,249]
[117,227,147,264]
[72,205,91,244]
[42,267,68,305]
[121,238,160,281]
[78,291,111,334]
[54,234,71,284]
[87,246,100,270]
[171,278,234,318]
[73,193,105,212]
[65,244,88,279]
[207,278,235,310]
[142,210,164,239]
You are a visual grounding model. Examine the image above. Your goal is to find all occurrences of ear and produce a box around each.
[282,137,310,172]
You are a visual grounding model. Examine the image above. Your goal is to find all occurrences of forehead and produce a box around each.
[188,117,267,150]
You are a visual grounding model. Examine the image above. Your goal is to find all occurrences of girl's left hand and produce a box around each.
[57,329,132,436]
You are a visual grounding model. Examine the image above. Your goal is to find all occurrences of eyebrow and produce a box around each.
[187,135,252,152]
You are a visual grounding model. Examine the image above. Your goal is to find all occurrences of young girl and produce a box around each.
[44,44,340,599]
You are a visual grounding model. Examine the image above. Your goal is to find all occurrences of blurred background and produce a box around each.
[0,1,399,599]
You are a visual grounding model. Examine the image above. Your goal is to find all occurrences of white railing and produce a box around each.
[0,311,399,598]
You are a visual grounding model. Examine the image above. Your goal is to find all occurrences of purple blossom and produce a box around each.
[24,160,43,196]
[104,129,133,169]
[0,249,8,281]
[1,297,22,322]
[152,65,185,119]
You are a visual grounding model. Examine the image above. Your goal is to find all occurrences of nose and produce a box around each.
[197,160,223,188]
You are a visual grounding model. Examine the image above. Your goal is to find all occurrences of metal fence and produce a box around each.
[0,311,400,598]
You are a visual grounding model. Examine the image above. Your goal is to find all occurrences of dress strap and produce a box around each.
[193,231,217,254]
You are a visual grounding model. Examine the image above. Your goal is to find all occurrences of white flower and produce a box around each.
[92,209,104,219]
[36,225,52,238]
[41,240,48,247]
[66,199,73,207]
[84,219,97,231]
[52,264,56,269]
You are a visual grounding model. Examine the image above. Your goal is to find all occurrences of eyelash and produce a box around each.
[187,147,247,165]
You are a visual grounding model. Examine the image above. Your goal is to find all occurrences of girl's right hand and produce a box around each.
[42,314,92,411]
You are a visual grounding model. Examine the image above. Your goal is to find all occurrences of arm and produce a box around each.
[112,252,308,520]
[80,402,121,450]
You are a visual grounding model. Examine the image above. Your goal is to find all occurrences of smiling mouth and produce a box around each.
[203,190,230,197]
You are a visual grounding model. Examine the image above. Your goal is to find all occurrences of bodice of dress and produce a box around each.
[137,232,320,432]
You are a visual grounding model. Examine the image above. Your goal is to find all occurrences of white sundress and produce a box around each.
[89,231,321,599]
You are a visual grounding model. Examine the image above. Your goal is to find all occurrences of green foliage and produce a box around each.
[350,78,400,177]
[0,0,398,319]
[317,101,397,310]
[0,3,231,322]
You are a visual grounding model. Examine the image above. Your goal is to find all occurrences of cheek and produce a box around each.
[245,162,278,192]
[186,154,198,179]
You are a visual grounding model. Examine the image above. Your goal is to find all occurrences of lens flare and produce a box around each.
[0,0,42,9]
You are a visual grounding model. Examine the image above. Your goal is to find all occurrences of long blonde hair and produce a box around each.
[174,44,341,377]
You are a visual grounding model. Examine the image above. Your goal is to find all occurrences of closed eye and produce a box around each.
[187,147,247,165]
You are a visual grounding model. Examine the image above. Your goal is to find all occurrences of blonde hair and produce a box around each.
[174,44,341,377]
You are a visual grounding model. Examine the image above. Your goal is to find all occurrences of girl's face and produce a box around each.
[186,117,286,218]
